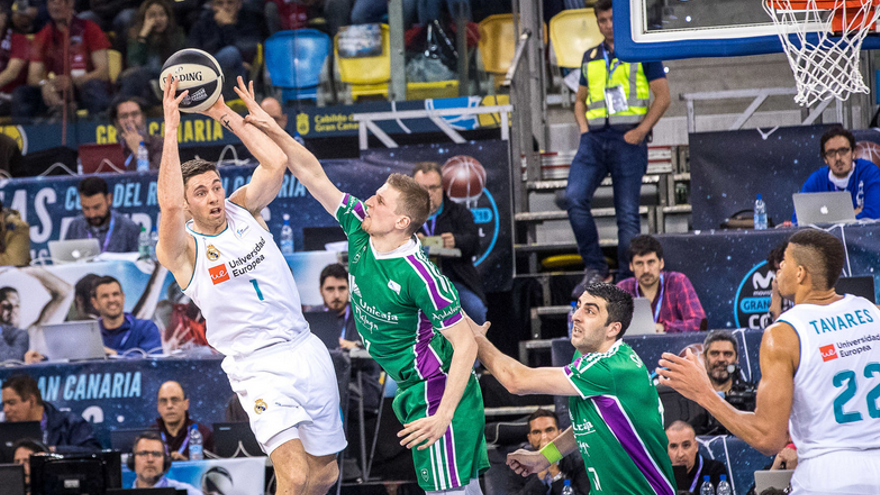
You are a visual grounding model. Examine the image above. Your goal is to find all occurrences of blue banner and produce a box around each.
[0,140,512,292]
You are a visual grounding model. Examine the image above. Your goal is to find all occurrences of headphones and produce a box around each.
[128,432,172,474]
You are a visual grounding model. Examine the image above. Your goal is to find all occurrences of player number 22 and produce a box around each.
[249,279,265,301]
[832,363,880,424]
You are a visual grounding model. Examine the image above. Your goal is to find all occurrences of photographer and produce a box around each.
[694,330,756,435]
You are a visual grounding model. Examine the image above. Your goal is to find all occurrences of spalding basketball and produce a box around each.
[160,49,224,113]
[441,155,486,207]
[855,140,880,166]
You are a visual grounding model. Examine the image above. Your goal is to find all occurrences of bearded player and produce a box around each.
[156,77,345,495]
[236,81,488,494]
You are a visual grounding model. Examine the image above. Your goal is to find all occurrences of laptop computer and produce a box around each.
[41,320,106,361]
[304,311,342,350]
[835,276,877,303]
[0,464,26,495]
[627,298,657,336]
[0,421,41,464]
[48,238,102,264]
[77,143,126,174]
[793,191,857,225]
[754,469,794,493]
[212,422,264,458]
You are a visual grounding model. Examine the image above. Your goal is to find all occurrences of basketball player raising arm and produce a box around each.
[240,88,489,494]
[657,230,880,495]
[157,76,347,495]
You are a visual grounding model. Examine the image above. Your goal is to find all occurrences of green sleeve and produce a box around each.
[564,354,613,399]
[335,193,369,240]
[407,254,463,330]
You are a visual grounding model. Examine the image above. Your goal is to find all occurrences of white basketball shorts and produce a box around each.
[222,332,347,456]
[791,449,880,495]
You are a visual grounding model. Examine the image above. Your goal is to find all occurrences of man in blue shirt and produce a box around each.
[92,276,162,355]
[65,177,141,253]
[793,126,880,223]
[567,0,670,297]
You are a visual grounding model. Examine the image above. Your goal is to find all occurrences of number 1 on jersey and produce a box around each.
[250,279,265,301]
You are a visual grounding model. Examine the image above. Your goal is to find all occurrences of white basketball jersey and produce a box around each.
[182,200,309,357]
[777,294,880,460]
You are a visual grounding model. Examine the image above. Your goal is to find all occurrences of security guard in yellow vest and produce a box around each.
[567,0,670,298]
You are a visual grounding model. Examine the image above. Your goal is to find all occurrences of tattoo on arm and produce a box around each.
[220,114,232,131]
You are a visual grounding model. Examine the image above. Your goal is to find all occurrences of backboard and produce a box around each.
[614,0,880,61]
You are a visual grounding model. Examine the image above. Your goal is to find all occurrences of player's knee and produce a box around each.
[278,469,309,494]
[315,459,339,489]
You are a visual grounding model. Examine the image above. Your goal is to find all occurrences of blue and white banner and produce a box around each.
[121,457,267,494]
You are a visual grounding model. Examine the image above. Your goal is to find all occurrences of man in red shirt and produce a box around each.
[0,0,37,114]
[12,0,110,118]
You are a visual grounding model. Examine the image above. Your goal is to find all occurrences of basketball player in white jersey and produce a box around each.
[156,76,346,495]
[657,229,880,494]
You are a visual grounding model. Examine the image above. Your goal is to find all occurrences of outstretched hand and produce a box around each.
[235,76,278,133]
[507,449,550,477]
[163,75,188,131]
[655,348,715,402]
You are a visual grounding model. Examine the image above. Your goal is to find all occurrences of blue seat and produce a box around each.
[264,29,331,103]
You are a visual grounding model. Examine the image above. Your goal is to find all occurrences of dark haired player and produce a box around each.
[659,229,880,494]
[474,283,676,495]
[156,76,345,495]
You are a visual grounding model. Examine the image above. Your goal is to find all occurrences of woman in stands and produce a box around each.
[118,0,185,105]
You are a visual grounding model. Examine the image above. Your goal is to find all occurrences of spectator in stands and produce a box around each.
[0,199,31,266]
[305,263,382,410]
[153,380,214,460]
[13,438,49,493]
[131,431,204,494]
[412,161,488,324]
[260,96,287,130]
[617,235,706,333]
[349,0,416,25]
[690,330,756,435]
[567,0,670,297]
[13,0,111,118]
[792,126,880,223]
[66,177,141,253]
[110,97,163,170]
[187,0,265,99]
[120,0,185,106]
[666,421,728,494]
[0,0,37,115]
[1,374,102,452]
[507,409,590,495]
[766,242,793,323]
[0,319,28,362]
[92,275,162,355]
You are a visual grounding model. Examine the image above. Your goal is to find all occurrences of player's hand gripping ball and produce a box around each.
[160,48,225,113]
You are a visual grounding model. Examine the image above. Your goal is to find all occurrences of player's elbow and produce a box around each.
[753,432,789,456]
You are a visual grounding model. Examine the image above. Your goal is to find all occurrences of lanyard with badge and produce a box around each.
[602,44,629,115]
[161,426,192,455]
[689,455,705,493]
[87,214,116,253]
[638,273,664,322]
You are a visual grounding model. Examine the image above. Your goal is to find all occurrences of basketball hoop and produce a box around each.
[764,0,880,106]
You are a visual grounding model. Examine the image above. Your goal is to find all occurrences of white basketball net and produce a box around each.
[764,0,880,106]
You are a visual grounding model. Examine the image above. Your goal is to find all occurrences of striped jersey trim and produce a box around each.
[563,340,623,399]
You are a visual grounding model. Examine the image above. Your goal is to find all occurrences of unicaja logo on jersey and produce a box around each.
[209,264,230,285]
[206,245,221,261]
[820,344,838,362]
[350,278,362,298]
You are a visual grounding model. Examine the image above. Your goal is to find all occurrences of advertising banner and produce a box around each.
[121,457,267,494]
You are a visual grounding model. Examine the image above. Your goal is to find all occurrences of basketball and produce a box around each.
[441,155,486,207]
[854,140,880,166]
[160,49,224,113]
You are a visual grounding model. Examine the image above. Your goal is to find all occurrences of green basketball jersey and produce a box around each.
[565,340,676,494]
[335,193,464,388]
[335,193,489,491]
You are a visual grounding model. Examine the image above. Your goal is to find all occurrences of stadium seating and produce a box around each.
[265,29,331,104]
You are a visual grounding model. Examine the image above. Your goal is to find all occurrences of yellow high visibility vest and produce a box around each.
[582,45,650,127]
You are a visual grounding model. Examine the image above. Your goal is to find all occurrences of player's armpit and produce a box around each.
[156,235,196,290]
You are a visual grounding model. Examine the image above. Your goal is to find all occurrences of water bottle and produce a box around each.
[567,301,577,338]
[699,475,715,495]
[76,156,83,175]
[136,141,149,172]
[754,193,768,230]
[561,479,573,495]
[149,225,159,260]
[137,226,150,259]
[716,475,732,495]
[189,424,203,460]
[280,213,294,255]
